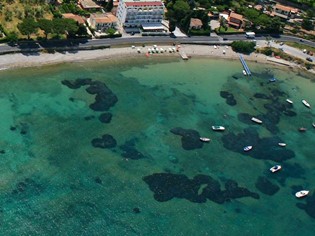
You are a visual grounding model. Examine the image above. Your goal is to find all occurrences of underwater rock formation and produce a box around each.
[62,79,118,112]
[143,173,259,203]
[296,192,315,219]
[221,127,295,162]
[99,113,112,123]
[120,140,145,160]
[170,127,203,150]
[255,176,280,195]
[91,134,117,149]
[220,91,237,106]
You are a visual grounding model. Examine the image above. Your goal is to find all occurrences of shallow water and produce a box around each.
[0,57,314,235]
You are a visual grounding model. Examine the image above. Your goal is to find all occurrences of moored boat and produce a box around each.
[199,137,211,142]
[278,143,286,147]
[243,70,247,76]
[286,99,293,104]
[269,77,277,82]
[295,190,309,198]
[243,146,253,152]
[299,127,307,132]
[270,165,282,173]
[212,126,225,131]
[302,99,311,108]
[312,123,315,128]
[251,117,263,124]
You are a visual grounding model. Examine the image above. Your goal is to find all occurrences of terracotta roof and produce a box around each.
[254,5,262,11]
[190,18,202,27]
[229,12,243,21]
[125,1,163,7]
[80,0,102,9]
[274,4,297,12]
[90,13,118,24]
[62,13,85,24]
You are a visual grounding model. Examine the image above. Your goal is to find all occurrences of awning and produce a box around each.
[141,24,164,31]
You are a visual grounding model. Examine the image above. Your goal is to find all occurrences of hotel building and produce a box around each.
[116,0,165,31]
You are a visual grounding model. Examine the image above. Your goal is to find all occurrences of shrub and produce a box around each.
[231,41,256,54]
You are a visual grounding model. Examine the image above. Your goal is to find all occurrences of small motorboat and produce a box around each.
[278,143,286,147]
[243,70,247,76]
[312,123,315,128]
[269,77,277,82]
[251,117,263,124]
[243,146,253,152]
[295,190,309,198]
[302,99,311,108]
[211,126,225,131]
[199,137,211,142]
[270,165,282,173]
[299,127,307,132]
[286,99,293,104]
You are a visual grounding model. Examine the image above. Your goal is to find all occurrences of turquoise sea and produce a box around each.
[0,56,314,235]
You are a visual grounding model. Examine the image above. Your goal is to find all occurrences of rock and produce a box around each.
[143,173,259,204]
[221,127,295,162]
[170,127,203,150]
[220,91,237,106]
[61,78,92,89]
[133,207,141,213]
[91,134,117,149]
[255,176,280,195]
[120,140,145,160]
[99,113,112,123]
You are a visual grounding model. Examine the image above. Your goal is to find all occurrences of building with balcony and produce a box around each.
[228,12,244,29]
[273,4,298,20]
[116,0,165,32]
[88,13,118,32]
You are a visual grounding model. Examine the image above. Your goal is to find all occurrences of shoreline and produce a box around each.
[0,44,312,74]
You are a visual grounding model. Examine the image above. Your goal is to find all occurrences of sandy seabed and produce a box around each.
[0,44,301,71]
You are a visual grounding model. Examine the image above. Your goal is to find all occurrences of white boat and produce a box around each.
[270,165,282,173]
[295,190,309,198]
[251,117,263,124]
[243,70,247,76]
[286,99,293,104]
[243,146,253,152]
[278,143,286,147]
[211,126,225,131]
[302,99,311,108]
[200,137,211,142]
[313,123,315,128]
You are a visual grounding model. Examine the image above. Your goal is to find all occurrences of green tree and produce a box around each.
[52,18,79,37]
[38,19,53,39]
[219,17,227,31]
[6,31,19,45]
[231,41,256,54]
[302,19,314,31]
[173,0,190,20]
[106,28,116,36]
[17,18,38,39]
[105,0,113,12]
[169,18,176,32]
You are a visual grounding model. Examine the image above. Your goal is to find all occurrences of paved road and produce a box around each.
[0,34,314,54]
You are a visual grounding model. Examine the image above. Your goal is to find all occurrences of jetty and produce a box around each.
[179,51,189,60]
[239,54,251,76]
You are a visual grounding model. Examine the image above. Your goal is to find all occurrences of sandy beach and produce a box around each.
[0,44,305,71]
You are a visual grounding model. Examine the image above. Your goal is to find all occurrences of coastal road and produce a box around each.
[0,34,314,54]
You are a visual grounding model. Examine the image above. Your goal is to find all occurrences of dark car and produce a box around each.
[223,38,228,41]
[306,57,313,62]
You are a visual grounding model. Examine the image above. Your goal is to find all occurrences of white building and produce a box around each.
[117,0,165,31]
